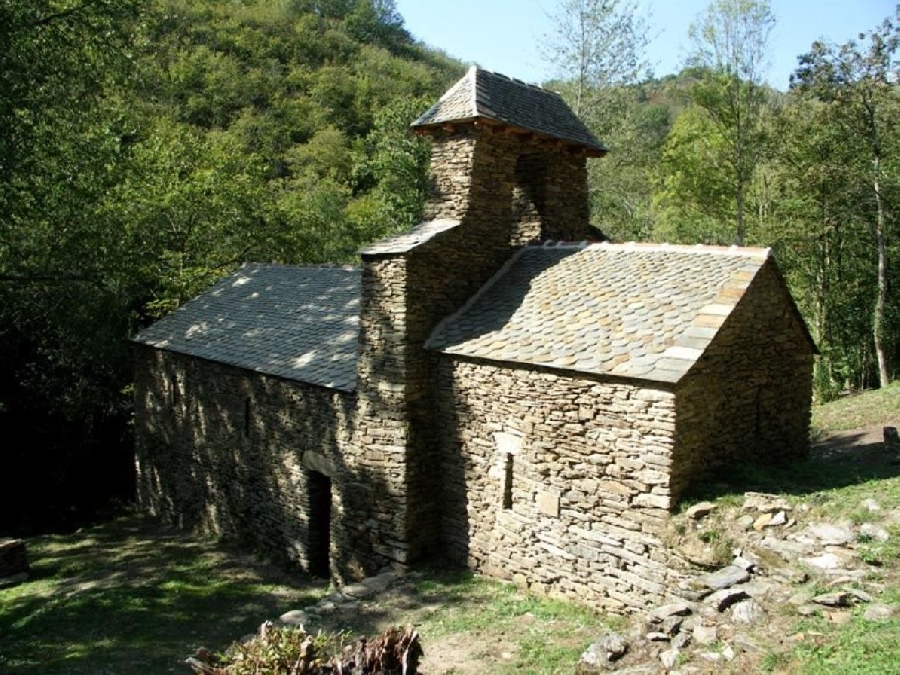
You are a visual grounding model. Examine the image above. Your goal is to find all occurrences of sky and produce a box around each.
[394,0,897,91]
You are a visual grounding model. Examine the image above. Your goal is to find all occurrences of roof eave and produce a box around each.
[412,117,607,157]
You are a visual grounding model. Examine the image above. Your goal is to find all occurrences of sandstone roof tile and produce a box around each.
[426,242,772,384]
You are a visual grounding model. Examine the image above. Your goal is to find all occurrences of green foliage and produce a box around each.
[0,0,462,529]
[653,105,735,243]
[785,8,900,392]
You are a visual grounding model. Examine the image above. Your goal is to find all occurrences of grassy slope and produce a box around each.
[2,385,899,674]
[812,381,900,432]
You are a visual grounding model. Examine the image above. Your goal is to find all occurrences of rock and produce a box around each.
[732,634,759,653]
[659,648,680,669]
[648,602,693,623]
[806,522,856,546]
[788,590,814,606]
[699,651,723,663]
[812,592,851,607]
[576,632,629,672]
[743,492,791,513]
[736,514,756,531]
[864,604,900,621]
[316,600,337,613]
[646,631,670,642]
[699,565,750,591]
[732,555,756,572]
[693,624,718,646]
[341,583,375,599]
[825,610,853,625]
[662,615,684,636]
[845,588,873,603]
[800,552,845,570]
[707,587,748,612]
[738,579,776,599]
[862,498,882,512]
[0,539,29,580]
[859,523,890,542]
[753,513,773,531]
[769,510,788,526]
[0,572,28,589]
[722,643,736,661]
[797,604,820,616]
[361,572,395,594]
[731,599,766,625]
[685,502,718,520]
[760,536,815,560]
[671,631,692,649]
[278,609,310,627]
[771,567,808,584]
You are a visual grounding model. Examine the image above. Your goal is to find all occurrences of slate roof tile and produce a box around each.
[360,219,460,257]
[133,263,360,391]
[412,66,606,155]
[426,242,772,384]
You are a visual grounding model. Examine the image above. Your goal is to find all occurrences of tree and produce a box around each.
[684,0,775,245]
[767,97,874,396]
[653,105,735,244]
[542,0,651,118]
[791,8,900,388]
[541,0,656,242]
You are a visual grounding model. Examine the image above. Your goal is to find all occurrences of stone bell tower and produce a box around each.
[353,67,606,569]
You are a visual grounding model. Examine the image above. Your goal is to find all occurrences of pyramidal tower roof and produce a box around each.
[412,66,607,157]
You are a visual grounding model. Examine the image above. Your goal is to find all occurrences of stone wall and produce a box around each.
[135,347,390,582]
[432,357,682,612]
[671,260,814,501]
[358,124,600,564]
[421,126,594,242]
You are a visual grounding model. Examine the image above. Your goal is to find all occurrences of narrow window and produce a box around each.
[502,453,514,510]
[243,397,252,438]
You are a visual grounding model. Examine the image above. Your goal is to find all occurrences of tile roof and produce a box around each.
[412,66,607,156]
[360,219,460,257]
[133,264,360,391]
[426,242,773,384]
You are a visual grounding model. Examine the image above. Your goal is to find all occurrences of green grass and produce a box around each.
[0,515,322,675]
[789,598,900,675]
[4,385,900,674]
[812,382,900,433]
[399,571,605,674]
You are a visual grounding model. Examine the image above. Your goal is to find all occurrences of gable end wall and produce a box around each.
[671,261,815,501]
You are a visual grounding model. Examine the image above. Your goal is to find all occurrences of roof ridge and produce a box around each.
[471,65,556,97]
[241,262,360,271]
[525,241,772,258]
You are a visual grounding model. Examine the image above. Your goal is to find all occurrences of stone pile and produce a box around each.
[576,491,900,673]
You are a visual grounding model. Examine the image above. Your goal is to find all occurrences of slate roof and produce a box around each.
[133,264,360,391]
[426,242,774,384]
[360,219,460,257]
[412,66,607,156]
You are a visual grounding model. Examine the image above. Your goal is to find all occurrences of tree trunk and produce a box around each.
[735,180,745,246]
[873,159,889,387]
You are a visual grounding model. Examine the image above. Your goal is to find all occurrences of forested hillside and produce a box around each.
[0,0,462,532]
[1,0,898,533]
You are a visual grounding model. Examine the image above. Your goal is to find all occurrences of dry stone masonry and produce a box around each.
[133,66,816,611]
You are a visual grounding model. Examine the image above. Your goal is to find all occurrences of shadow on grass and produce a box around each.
[681,435,900,506]
[0,514,324,675]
